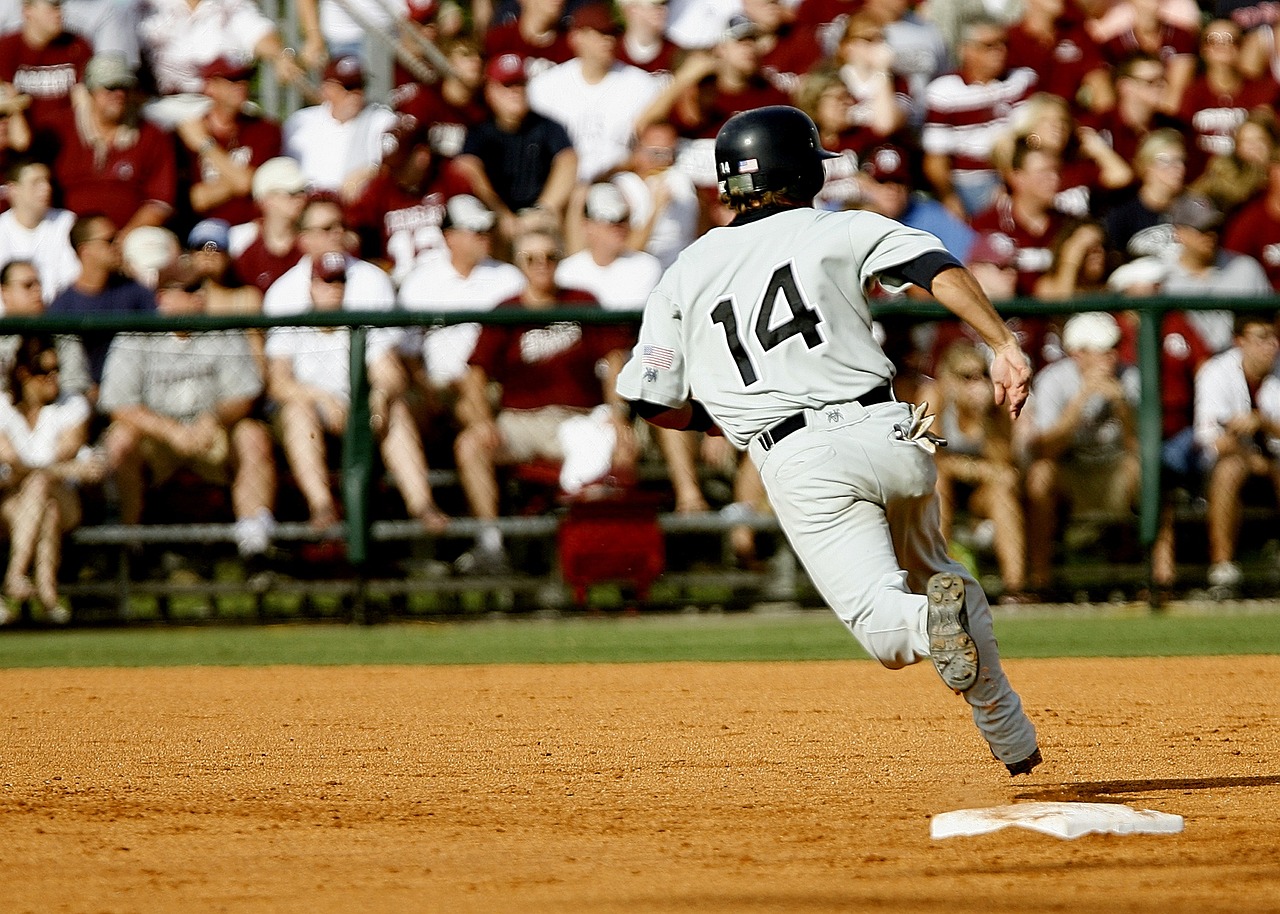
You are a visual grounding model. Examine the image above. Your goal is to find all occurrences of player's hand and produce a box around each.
[990,343,1031,420]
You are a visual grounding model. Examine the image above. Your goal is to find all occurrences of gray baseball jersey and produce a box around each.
[616,207,945,449]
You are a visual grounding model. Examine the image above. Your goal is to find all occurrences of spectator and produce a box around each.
[1190,106,1279,214]
[134,0,305,98]
[1094,0,1199,116]
[857,142,976,262]
[1103,127,1186,262]
[1022,311,1139,595]
[228,156,308,294]
[173,57,283,231]
[282,56,398,203]
[999,93,1134,218]
[739,0,825,96]
[1004,0,1114,115]
[615,0,681,77]
[483,0,575,78]
[186,217,264,374]
[0,158,78,300]
[1161,192,1272,353]
[1222,144,1280,291]
[0,0,143,68]
[98,255,278,560]
[1180,19,1280,181]
[558,182,663,309]
[527,3,663,184]
[1193,312,1280,599]
[48,213,156,395]
[845,0,949,116]
[388,34,488,160]
[608,120,699,270]
[0,333,102,622]
[452,52,578,245]
[346,115,472,283]
[917,340,1029,602]
[828,13,913,144]
[0,259,90,392]
[921,16,1037,219]
[1086,52,1183,168]
[1033,216,1112,301]
[452,226,635,573]
[0,0,92,156]
[52,53,178,236]
[265,250,449,533]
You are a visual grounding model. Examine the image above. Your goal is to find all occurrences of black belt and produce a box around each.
[756,385,893,452]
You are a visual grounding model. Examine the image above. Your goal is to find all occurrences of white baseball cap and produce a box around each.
[585,182,630,223]
[443,195,496,232]
[252,157,308,200]
[1063,312,1121,353]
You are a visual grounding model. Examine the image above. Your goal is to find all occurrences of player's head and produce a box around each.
[714,105,839,209]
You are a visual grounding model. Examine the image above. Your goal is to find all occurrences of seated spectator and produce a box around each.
[49,213,156,397]
[173,57,283,231]
[282,56,397,203]
[828,13,913,145]
[1222,144,1280,292]
[1022,311,1139,595]
[186,217,264,372]
[346,115,471,283]
[0,333,102,623]
[0,0,92,157]
[1190,106,1279,215]
[1034,217,1112,301]
[1086,51,1186,168]
[389,35,488,160]
[1005,0,1114,115]
[527,3,663,184]
[483,0,575,77]
[917,340,1029,601]
[607,120,699,270]
[98,256,277,560]
[559,183,663,309]
[265,250,448,533]
[452,226,636,573]
[1103,128,1187,262]
[228,156,308,294]
[1093,0,1199,117]
[1193,312,1280,599]
[0,260,92,396]
[615,0,681,77]
[452,52,578,246]
[0,159,78,300]
[52,53,178,237]
[739,0,824,96]
[134,0,304,98]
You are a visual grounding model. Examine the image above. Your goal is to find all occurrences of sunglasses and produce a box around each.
[518,251,561,265]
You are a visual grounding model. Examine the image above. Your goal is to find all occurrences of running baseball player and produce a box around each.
[617,106,1041,776]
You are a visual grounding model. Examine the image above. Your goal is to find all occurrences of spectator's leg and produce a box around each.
[1152,503,1177,588]
[379,397,448,532]
[2,473,50,600]
[729,453,767,565]
[977,463,1027,594]
[454,420,501,521]
[278,398,340,529]
[230,419,277,520]
[1024,457,1060,591]
[1206,454,1249,566]
[656,427,708,513]
[104,424,145,525]
[34,487,73,612]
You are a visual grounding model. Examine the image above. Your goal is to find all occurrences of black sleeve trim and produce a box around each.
[888,250,963,293]
[628,399,671,421]
[686,400,716,432]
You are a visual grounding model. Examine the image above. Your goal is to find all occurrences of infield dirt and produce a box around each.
[2,656,1277,913]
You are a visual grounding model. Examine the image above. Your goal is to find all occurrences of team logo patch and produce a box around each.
[643,367,657,382]
[737,158,759,174]
[642,345,674,370]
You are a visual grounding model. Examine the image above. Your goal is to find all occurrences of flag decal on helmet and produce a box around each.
[737,158,759,173]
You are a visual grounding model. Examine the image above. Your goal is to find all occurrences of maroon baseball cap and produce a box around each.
[570,3,623,34]
[323,55,366,90]
[313,251,349,283]
[485,53,527,86]
[201,56,256,83]
[406,0,439,23]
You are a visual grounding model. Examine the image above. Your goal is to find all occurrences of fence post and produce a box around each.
[1137,305,1164,552]
[343,327,374,571]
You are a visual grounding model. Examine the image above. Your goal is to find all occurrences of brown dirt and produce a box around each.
[1,656,1278,914]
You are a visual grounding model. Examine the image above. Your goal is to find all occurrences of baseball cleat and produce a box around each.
[1006,748,1043,777]
[926,572,979,692]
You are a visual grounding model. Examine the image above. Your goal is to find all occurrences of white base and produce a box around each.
[931,802,1184,840]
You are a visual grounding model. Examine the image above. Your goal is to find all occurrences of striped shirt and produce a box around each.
[921,68,1037,172]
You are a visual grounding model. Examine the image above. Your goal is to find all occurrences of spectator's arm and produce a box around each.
[452,154,518,223]
[635,51,716,134]
[293,0,328,70]
[1077,126,1132,189]
[535,147,580,217]
[177,119,255,213]
[111,404,196,451]
[267,355,309,406]
[121,201,172,238]
[1161,54,1196,116]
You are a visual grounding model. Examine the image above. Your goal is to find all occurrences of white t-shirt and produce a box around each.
[263,254,396,317]
[136,0,276,95]
[282,102,398,192]
[612,170,699,271]
[264,326,352,403]
[1194,346,1280,461]
[527,61,662,182]
[556,249,663,311]
[0,209,80,301]
[0,394,89,467]
[397,256,525,387]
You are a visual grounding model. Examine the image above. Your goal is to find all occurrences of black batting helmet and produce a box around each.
[714,105,840,202]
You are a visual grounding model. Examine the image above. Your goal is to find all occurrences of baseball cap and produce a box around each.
[585,182,630,223]
[1168,192,1224,232]
[966,233,1016,269]
[121,226,179,277]
[722,14,761,42]
[312,250,349,283]
[406,0,439,23]
[485,53,527,86]
[187,218,231,253]
[570,3,623,34]
[442,194,496,232]
[252,156,308,199]
[862,144,910,184]
[84,53,137,91]
[323,55,366,90]
[1063,311,1121,353]
[201,56,256,83]
[155,256,203,292]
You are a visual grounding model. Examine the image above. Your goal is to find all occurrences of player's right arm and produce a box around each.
[929,265,1031,419]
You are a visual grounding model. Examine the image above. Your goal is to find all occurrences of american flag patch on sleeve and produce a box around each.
[642,345,675,370]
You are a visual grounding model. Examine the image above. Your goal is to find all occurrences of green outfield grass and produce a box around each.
[2,607,1280,668]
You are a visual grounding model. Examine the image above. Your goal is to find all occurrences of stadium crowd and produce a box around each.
[2,0,1280,621]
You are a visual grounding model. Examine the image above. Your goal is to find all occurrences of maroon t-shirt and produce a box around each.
[390,82,489,159]
[1004,16,1106,112]
[52,120,178,224]
[1179,75,1280,180]
[470,292,632,411]
[0,31,91,140]
[970,198,1069,297]
[232,225,304,293]
[679,76,792,139]
[1222,196,1280,292]
[759,25,825,96]
[346,159,473,266]
[483,24,574,78]
[176,113,283,227]
[1117,311,1212,438]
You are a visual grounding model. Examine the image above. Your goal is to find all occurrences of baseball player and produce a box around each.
[617,106,1041,776]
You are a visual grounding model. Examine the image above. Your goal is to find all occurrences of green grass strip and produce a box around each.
[2,608,1280,669]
